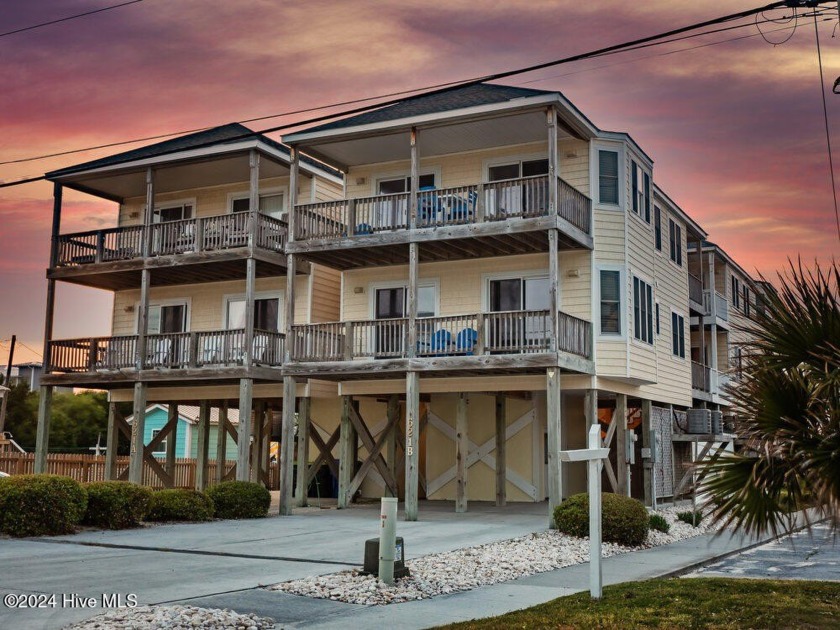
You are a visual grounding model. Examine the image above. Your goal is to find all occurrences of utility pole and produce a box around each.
[0,335,16,434]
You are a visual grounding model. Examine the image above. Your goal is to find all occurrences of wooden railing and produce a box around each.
[692,361,710,392]
[293,175,591,241]
[291,310,592,362]
[688,274,703,305]
[48,328,285,373]
[54,213,287,267]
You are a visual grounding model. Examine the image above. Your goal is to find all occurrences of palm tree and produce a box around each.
[700,260,839,536]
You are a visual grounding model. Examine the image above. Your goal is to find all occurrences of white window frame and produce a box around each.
[151,428,167,456]
[222,291,284,331]
[372,167,441,195]
[227,186,288,219]
[135,298,191,334]
[632,274,654,345]
[368,279,439,319]
[483,151,552,181]
[670,309,687,360]
[592,144,622,209]
[481,268,556,313]
[145,197,197,223]
[668,218,683,267]
[596,264,625,339]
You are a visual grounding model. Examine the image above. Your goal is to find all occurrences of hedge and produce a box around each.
[0,475,87,537]
[206,481,270,519]
[554,492,650,547]
[146,489,214,522]
[83,481,152,529]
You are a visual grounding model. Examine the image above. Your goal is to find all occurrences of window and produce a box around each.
[231,192,285,219]
[152,203,193,223]
[630,162,649,220]
[488,159,549,182]
[599,270,621,335]
[668,219,682,266]
[756,293,766,317]
[146,304,187,334]
[631,161,639,215]
[633,276,653,344]
[743,286,750,317]
[598,150,619,205]
[671,312,685,358]
[151,429,167,456]
[374,285,436,318]
[377,174,436,194]
[654,206,662,251]
[655,303,660,335]
[731,276,741,310]
[226,297,280,331]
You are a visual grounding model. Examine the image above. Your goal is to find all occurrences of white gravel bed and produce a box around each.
[268,506,717,606]
[65,605,274,629]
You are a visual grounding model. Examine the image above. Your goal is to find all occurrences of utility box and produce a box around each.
[687,409,712,434]
[363,537,410,579]
[710,410,723,435]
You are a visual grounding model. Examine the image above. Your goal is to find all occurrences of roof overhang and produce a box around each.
[653,184,707,239]
[283,93,599,171]
[47,139,341,202]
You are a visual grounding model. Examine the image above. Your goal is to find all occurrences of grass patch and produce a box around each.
[438,578,840,629]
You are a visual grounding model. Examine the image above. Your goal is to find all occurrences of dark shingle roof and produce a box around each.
[301,83,555,134]
[46,123,341,179]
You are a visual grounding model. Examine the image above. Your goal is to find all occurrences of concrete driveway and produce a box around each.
[0,501,548,629]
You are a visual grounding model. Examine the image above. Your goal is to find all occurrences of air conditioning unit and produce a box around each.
[710,410,723,435]
[687,408,712,434]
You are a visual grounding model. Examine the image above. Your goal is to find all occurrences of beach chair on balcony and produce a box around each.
[417,185,441,225]
[252,333,270,364]
[146,338,172,368]
[455,328,479,355]
[426,329,453,357]
[447,190,478,224]
[200,336,223,365]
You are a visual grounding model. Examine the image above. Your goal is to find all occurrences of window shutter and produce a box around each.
[643,173,651,222]
[631,162,638,214]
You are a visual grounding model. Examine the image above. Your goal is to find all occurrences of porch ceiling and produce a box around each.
[56,151,291,202]
[301,109,574,170]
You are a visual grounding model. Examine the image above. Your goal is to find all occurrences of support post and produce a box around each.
[548,229,559,349]
[128,382,147,484]
[584,389,598,427]
[455,393,468,513]
[34,386,53,474]
[236,379,253,482]
[407,243,418,358]
[641,399,653,506]
[615,394,629,496]
[385,394,399,498]
[288,146,299,243]
[405,372,420,521]
[165,403,179,477]
[295,396,311,506]
[337,395,355,509]
[247,148,260,252]
[409,126,418,230]
[250,401,265,484]
[495,394,506,507]
[244,257,256,367]
[215,402,228,484]
[41,183,62,380]
[546,367,562,527]
[547,106,559,214]
[279,378,297,515]
[284,256,296,362]
[195,401,211,491]
[142,167,154,256]
[104,402,119,480]
[136,271,151,370]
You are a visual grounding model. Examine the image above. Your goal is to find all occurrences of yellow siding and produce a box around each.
[309,264,341,323]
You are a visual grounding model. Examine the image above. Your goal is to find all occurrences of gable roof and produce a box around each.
[46,123,341,180]
[125,403,242,426]
[301,84,556,134]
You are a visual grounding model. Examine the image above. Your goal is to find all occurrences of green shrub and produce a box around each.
[0,475,87,537]
[649,513,670,534]
[83,481,152,529]
[146,489,214,522]
[677,510,704,527]
[553,492,649,547]
[206,481,270,519]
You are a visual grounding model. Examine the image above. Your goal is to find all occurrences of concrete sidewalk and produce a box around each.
[179,529,770,629]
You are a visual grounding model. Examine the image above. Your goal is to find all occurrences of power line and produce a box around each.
[0,0,145,39]
[813,13,840,241]
[15,341,43,360]
[0,0,831,190]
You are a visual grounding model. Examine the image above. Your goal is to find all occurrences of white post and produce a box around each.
[378,497,398,585]
[587,424,603,600]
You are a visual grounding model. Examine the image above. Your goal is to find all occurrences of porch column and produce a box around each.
[495,394,506,507]
[337,395,356,509]
[215,402,228,484]
[615,393,629,496]
[195,401,211,491]
[548,228,560,350]
[405,372,420,521]
[547,106,559,214]
[236,379,253,481]
[247,148,260,252]
[641,399,653,506]
[279,378,297,515]
[288,146,299,243]
[385,394,399,498]
[42,182,62,375]
[455,393,468,513]
[165,403,179,477]
[136,168,153,372]
[708,252,719,375]
[584,389,598,427]
[546,367,562,528]
[250,400,265,484]
[409,126,418,230]
[104,401,119,480]
[295,396,311,507]
[128,382,147,484]
[33,386,53,474]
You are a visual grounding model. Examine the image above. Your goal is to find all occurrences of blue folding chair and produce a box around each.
[355,223,373,235]
[429,329,453,356]
[456,328,479,354]
[418,185,440,225]
[448,190,478,223]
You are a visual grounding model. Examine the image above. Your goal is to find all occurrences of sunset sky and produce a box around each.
[1,0,838,365]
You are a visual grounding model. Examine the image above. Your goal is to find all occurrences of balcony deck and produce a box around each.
[49,213,292,290]
[287,175,592,269]
[285,310,593,379]
[42,328,285,387]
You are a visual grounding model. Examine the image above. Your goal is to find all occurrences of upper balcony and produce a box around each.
[283,83,599,270]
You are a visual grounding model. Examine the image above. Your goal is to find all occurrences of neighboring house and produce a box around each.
[125,403,242,461]
[33,83,765,522]
[1,363,44,392]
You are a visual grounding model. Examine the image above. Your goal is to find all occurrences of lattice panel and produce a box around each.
[652,406,675,498]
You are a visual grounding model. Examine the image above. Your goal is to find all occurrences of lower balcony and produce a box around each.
[286,310,593,378]
[43,329,285,387]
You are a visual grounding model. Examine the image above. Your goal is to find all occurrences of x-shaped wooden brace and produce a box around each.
[305,423,340,488]
[118,411,175,487]
[220,412,239,482]
[345,404,400,499]
[600,409,619,493]
[673,440,726,497]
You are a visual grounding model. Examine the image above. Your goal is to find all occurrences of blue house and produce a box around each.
[127,404,241,461]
